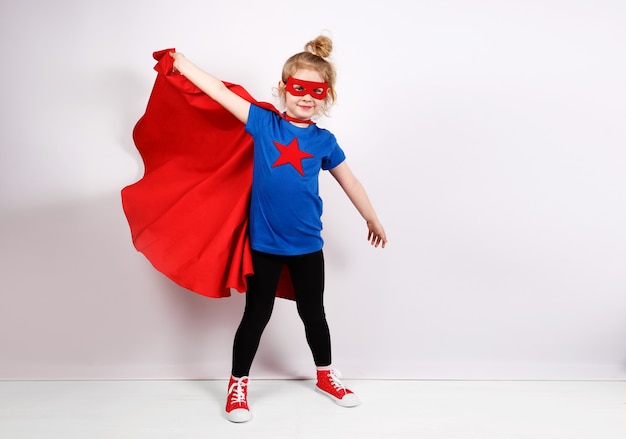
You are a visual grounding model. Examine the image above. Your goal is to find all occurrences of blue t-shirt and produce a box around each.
[245,104,346,255]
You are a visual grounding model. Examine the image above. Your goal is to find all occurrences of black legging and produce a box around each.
[231,250,331,377]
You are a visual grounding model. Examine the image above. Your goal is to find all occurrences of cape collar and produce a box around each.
[281,112,315,125]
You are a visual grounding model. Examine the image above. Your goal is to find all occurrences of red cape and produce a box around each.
[121,48,295,299]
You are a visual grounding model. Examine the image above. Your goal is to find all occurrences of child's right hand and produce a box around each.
[169,51,185,73]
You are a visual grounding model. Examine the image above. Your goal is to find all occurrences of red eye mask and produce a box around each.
[285,77,329,99]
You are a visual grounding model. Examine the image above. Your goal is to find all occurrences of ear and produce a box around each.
[277,80,285,90]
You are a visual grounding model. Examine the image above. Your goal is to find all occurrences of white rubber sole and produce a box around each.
[315,386,361,407]
[226,408,252,423]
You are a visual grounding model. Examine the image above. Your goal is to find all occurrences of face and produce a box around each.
[281,69,327,122]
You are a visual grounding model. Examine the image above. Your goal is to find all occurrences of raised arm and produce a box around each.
[170,52,251,124]
[329,161,387,248]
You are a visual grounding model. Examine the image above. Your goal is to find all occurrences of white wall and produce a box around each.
[1,0,624,380]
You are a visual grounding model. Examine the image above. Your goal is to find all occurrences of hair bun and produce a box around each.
[305,35,333,58]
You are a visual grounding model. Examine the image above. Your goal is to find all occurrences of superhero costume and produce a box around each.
[245,104,345,255]
[284,77,329,99]
[121,48,295,299]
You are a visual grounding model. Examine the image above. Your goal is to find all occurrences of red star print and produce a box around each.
[272,137,314,176]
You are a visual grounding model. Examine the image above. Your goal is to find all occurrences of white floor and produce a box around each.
[0,380,623,439]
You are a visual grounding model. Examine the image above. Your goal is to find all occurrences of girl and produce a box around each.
[171,35,387,423]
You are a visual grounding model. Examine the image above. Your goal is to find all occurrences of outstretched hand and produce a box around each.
[367,220,387,248]
[169,51,185,73]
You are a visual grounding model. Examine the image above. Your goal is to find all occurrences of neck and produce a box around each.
[281,112,315,125]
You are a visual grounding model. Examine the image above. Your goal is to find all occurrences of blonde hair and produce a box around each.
[279,35,337,116]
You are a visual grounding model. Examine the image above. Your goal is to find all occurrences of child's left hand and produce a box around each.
[367,220,387,248]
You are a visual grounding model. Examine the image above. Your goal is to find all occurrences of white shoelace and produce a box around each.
[326,369,347,392]
[228,378,248,404]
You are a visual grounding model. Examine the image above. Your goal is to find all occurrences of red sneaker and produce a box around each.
[225,376,251,423]
[315,369,360,407]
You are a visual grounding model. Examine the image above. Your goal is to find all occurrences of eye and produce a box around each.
[313,88,324,95]
[293,85,305,92]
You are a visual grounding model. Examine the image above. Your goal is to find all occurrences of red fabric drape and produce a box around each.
[121,49,294,299]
